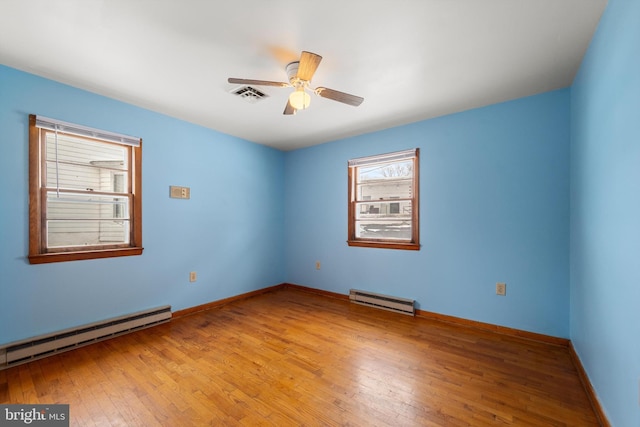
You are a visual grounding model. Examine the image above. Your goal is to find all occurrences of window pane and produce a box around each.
[355,200,413,240]
[47,219,130,247]
[46,192,130,247]
[47,192,129,220]
[358,160,413,181]
[45,132,128,191]
[355,219,412,240]
[357,178,412,201]
[355,201,412,218]
[357,160,413,202]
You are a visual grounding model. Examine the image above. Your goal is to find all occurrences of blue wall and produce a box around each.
[0,64,571,344]
[0,65,285,344]
[284,89,570,338]
[570,0,640,424]
[4,9,636,419]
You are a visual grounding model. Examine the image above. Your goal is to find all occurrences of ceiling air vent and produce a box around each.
[231,86,269,103]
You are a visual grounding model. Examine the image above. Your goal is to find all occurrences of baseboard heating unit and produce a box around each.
[0,305,171,370]
[349,289,415,316]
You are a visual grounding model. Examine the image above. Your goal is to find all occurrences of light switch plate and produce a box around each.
[496,282,506,296]
[170,186,190,199]
[181,187,190,199]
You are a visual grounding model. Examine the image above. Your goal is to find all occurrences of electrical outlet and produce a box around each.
[315,261,321,270]
[496,282,506,296]
[189,271,197,282]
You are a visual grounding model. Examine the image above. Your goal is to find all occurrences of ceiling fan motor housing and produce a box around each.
[286,61,302,85]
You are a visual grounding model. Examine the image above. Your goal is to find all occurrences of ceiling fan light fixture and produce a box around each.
[289,88,311,110]
[228,50,363,115]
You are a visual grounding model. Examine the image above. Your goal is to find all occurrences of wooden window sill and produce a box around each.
[347,240,420,251]
[28,247,144,264]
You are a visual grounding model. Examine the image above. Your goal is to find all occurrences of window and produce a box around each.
[348,148,419,250]
[28,115,143,264]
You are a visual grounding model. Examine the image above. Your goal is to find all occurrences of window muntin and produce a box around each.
[348,149,419,250]
[112,173,126,220]
[29,115,143,263]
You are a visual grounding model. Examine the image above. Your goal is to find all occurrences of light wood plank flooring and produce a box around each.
[0,287,599,426]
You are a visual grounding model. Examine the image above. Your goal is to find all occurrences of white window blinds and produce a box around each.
[35,116,140,147]
[348,148,416,167]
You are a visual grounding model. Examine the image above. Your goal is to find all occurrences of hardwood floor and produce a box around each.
[0,287,599,426]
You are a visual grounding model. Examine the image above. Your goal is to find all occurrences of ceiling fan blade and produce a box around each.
[297,51,322,81]
[316,87,364,106]
[228,78,289,87]
[283,100,296,115]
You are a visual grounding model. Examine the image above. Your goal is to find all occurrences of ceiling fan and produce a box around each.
[228,51,364,115]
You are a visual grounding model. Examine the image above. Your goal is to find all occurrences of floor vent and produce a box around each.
[231,86,269,103]
[349,289,415,316]
[0,305,171,370]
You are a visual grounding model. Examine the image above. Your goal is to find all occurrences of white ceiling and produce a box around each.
[0,0,606,151]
